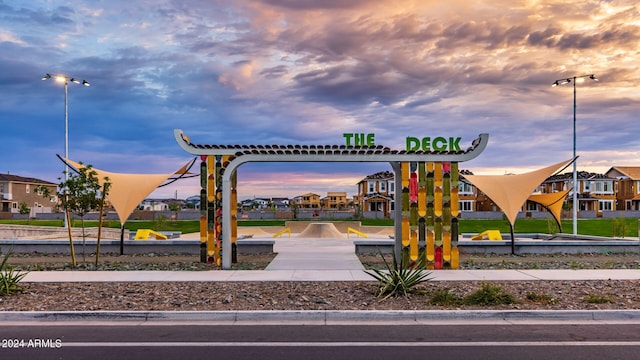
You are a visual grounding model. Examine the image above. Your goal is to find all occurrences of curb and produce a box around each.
[2,310,640,324]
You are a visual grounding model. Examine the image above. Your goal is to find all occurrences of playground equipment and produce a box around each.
[471,230,502,241]
[133,229,168,240]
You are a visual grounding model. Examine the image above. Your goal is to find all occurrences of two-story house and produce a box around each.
[541,171,616,213]
[356,171,395,217]
[321,192,347,209]
[291,193,321,209]
[0,174,58,217]
[605,166,640,210]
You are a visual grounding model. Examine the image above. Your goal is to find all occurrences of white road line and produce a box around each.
[60,341,640,347]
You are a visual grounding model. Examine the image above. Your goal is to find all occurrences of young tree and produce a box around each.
[18,202,30,217]
[168,202,181,224]
[95,180,111,266]
[58,164,111,267]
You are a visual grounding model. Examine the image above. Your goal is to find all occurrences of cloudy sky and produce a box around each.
[1,0,638,200]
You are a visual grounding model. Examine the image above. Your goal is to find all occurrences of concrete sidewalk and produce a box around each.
[21,269,640,283]
[18,235,640,283]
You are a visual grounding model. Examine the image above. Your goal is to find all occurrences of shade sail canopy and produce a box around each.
[463,159,573,226]
[528,189,571,231]
[63,158,193,226]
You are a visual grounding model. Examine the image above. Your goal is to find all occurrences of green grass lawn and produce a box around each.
[1,217,636,238]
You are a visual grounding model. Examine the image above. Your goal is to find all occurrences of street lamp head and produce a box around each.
[590,74,598,81]
[82,80,90,87]
[41,74,51,81]
[70,78,81,84]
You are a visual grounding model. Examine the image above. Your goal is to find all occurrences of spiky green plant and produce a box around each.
[365,250,432,300]
[0,249,28,296]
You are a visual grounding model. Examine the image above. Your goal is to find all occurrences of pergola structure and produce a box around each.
[174,129,489,270]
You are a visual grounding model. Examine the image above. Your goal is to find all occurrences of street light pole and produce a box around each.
[552,74,597,236]
[42,73,90,228]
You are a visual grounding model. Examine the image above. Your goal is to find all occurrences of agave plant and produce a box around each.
[365,249,432,300]
[0,249,28,296]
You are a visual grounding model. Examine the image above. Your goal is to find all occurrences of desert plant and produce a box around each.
[526,292,556,305]
[463,283,516,306]
[585,293,614,304]
[366,250,432,300]
[0,249,28,296]
[429,287,463,306]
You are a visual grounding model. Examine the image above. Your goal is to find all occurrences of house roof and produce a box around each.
[544,171,613,182]
[0,174,56,185]
[607,166,640,180]
[358,171,393,183]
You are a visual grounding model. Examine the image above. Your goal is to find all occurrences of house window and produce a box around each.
[368,181,375,193]
[459,182,473,194]
[637,181,640,194]
[389,182,395,193]
[599,200,613,211]
[592,181,613,194]
[26,185,30,194]
[380,181,386,192]
[583,181,590,192]
[459,200,474,212]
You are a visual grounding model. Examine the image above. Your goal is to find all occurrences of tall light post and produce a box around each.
[552,74,597,236]
[42,73,90,227]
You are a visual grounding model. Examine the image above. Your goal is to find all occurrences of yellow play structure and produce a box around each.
[134,229,168,240]
[471,230,502,241]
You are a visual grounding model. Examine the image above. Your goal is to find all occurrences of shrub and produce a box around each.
[463,283,516,306]
[430,287,463,306]
[585,294,614,304]
[526,292,556,305]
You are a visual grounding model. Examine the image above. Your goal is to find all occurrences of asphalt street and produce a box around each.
[2,321,640,360]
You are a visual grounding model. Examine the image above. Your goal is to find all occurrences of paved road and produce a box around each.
[2,321,640,360]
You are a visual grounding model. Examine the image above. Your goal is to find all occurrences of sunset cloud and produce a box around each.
[1,0,638,199]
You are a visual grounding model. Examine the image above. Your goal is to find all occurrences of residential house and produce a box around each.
[458,170,480,212]
[0,174,58,217]
[541,171,616,213]
[185,194,201,209]
[271,197,290,210]
[291,193,321,209]
[321,192,348,209]
[356,171,395,217]
[605,166,640,210]
[139,199,170,211]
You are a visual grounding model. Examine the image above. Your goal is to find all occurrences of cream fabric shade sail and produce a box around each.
[463,159,572,226]
[64,158,190,226]
[528,189,571,229]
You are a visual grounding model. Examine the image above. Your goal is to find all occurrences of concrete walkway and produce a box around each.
[14,232,640,283]
[266,237,364,270]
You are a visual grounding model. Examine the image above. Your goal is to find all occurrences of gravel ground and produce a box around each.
[1,252,640,311]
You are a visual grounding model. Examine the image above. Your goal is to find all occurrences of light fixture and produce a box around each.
[42,73,91,228]
[551,73,598,236]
